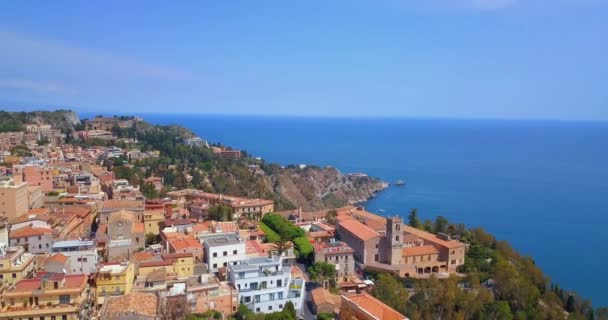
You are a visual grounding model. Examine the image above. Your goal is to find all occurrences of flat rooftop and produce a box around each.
[99,263,129,273]
[52,240,95,248]
[201,233,243,247]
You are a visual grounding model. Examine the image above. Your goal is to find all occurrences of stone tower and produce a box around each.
[386,216,404,265]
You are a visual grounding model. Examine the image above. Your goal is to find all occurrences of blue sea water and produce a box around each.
[106,113,608,306]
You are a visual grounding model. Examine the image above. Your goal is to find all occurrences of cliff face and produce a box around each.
[272,167,388,211]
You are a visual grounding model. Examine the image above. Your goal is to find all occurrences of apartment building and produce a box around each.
[0,246,36,286]
[9,226,53,254]
[0,178,28,221]
[0,272,92,320]
[96,261,136,306]
[201,233,246,272]
[314,240,355,279]
[228,255,305,314]
[13,164,54,192]
[52,240,98,274]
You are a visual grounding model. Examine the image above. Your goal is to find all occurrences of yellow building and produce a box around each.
[95,261,135,306]
[0,246,36,287]
[0,273,92,320]
[0,178,28,222]
[137,253,195,278]
[143,209,164,236]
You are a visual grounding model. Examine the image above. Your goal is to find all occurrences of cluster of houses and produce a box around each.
[0,115,466,320]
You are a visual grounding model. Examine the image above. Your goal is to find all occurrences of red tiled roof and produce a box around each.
[169,237,202,251]
[343,293,408,320]
[46,253,69,264]
[9,227,52,238]
[402,225,465,249]
[338,219,380,241]
[402,245,439,257]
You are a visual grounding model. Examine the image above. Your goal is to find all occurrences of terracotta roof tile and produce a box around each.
[402,245,439,257]
[343,293,408,320]
[9,227,52,238]
[338,219,380,241]
[46,253,69,264]
[402,225,465,249]
[102,292,158,318]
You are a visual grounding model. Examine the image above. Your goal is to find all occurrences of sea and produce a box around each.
[93,113,608,306]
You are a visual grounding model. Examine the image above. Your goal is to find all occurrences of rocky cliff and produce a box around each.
[273,166,388,211]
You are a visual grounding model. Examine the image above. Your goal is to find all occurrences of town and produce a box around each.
[0,114,464,320]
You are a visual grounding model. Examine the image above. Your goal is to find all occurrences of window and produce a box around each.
[396,235,400,242]
[59,295,70,304]
[223,251,227,256]
[83,258,87,262]
[279,304,283,309]
[12,273,16,279]
[233,250,237,255]
[451,260,456,265]
[213,252,217,257]
[213,264,217,268]
[256,308,260,312]
[374,254,379,262]
[62,316,67,320]
[268,306,273,311]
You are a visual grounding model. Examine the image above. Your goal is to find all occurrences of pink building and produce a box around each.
[13,165,54,192]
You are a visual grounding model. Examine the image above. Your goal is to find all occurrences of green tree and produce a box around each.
[283,301,296,320]
[308,262,337,289]
[433,215,449,234]
[408,208,421,229]
[208,204,232,221]
[140,182,158,199]
[145,233,160,246]
[566,294,576,313]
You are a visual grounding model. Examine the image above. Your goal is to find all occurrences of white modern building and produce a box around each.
[51,240,98,274]
[201,233,246,272]
[228,255,305,314]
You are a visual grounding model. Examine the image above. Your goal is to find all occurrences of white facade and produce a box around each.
[202,233,247,272]
[228,255,305,314]
[9,232,53,254]
[10,218,51,231]
[52,240,98,274]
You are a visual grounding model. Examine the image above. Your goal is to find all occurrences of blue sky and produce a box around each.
[0,0,607,119]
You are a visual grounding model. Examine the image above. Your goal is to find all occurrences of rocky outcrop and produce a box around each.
[273,166,387,211]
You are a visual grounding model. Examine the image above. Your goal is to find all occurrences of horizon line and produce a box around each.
[2,105,608,123]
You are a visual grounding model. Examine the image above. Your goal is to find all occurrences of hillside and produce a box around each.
[95,115,388,211]
[0,110,80,132]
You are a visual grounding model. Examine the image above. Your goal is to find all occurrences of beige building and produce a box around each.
[143,209,165,236]
[0,273,92,320]
[0,178,28,222]
[0,246,36,287]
